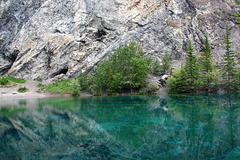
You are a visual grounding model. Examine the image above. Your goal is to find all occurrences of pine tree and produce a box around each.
[200,34,213,73]
[222,25,237,92]
[184,40,199,92]
[162,51,172,74]
[199,34,218,92]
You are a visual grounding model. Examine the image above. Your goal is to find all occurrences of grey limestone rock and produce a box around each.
[0,0,239,79]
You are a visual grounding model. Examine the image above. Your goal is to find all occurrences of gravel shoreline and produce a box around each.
[0,80,72,100]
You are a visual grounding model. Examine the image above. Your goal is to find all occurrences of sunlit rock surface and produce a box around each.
[0,0,239,79]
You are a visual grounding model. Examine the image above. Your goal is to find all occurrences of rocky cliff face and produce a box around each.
[0,0,240,79]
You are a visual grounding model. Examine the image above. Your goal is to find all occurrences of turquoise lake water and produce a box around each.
[1,94,240,159]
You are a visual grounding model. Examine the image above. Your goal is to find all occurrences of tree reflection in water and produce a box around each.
[0,94,240,159]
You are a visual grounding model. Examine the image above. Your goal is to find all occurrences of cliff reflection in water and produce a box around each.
[1,94,240,159]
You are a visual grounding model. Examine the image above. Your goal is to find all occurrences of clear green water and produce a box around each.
[1,94,240,160]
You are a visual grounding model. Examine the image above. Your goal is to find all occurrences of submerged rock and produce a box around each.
[0,0,239,79]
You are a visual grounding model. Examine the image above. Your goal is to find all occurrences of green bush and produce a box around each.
[67,72,89,96]
[37,83,45,87]
[77,72,88,91]
[35,77,42,82]
[143,82,159,94]
[89,40,151,94]
[0,77,9,86]
[166,69,189,94]
[151,59,161,75]
[199,71,219,93]
[17,87,28,93]
[6,76,26,83]
[161,51,172,74]
[46,79,72,94]
[69,79,81,96]
[233,13,240,26]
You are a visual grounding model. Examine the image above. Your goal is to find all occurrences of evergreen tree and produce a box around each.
[199,34,218,92]
[222,25,237,92]
[184,40,199,92]
[200,34,213,73]
[161,51,172,74]
[166,69,188,93]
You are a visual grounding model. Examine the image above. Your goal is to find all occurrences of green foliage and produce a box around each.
[68,72,89,96]
[88,63,106,96]
[199,34,213,73]
[166,27,240,94]
[69,79,81,96]
[199,71,219,93]
[151,59,161,75]
[235,0,240,5]
[0,75,26,86]
[77,72,88,91]
[89,40,151,94]
[5,76,26,83]
[198,34,219,92]
[37,83,45,87]
[184,40,199,92]
[35,77,42,82]
[233,13,240,26]
[237,48,240,63]
[161,51,172,74]
[236,67,240,85]
[37,88,44,93]
[143,82,159,94]
[222,25,238,92]
[138,90,146,95]
[167,69,189,94]
[17,87,28,93]
[0,77,10,86]
[46,79,72,94]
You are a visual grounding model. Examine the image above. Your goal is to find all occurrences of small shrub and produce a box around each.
[143,81,159,94]
[17,87,28,93]
[233,13,240,26]
[35,77,42,82]
[0,77,9,86]
[37,83,45,87]
[151,59,161,75]
[37,89,43,93]
[161,51,172,74]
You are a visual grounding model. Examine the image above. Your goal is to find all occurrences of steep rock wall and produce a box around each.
[0,0,239,79]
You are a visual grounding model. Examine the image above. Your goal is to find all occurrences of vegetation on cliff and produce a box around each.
[167,26,240,94]
[44,40,159,96]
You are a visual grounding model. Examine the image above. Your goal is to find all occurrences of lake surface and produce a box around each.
[1,94,240,160]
